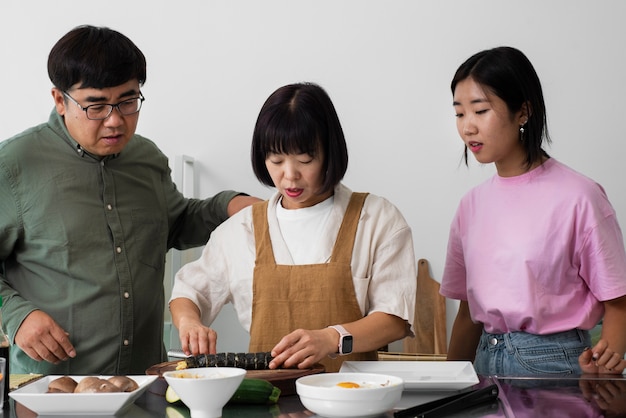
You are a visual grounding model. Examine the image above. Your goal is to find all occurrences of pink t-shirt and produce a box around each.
[441,158,626,334]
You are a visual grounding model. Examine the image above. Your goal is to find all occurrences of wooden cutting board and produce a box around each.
[146,360,325,396]
[403,258,447,355]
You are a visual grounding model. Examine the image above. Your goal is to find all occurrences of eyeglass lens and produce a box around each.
[86,98,143,120]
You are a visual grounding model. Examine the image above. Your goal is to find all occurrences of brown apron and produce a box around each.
[248,192,378,372]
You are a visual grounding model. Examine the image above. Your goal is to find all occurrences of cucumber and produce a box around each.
[165,378,280,406]
[165,405,190,418]
[165,385,182,404]
[228,378,281,405]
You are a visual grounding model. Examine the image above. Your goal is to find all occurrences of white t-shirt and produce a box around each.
[275,195,333,264]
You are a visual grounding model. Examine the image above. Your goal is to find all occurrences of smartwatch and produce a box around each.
[328,325,353,356]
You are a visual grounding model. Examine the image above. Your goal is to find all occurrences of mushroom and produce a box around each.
[47,376,78,393]
[107,376,139,392]
[74,376,122,393]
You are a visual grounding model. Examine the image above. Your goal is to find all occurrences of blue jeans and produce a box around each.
[473,329,591,376]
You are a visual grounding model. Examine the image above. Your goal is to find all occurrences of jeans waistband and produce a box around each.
[482,328,589,348]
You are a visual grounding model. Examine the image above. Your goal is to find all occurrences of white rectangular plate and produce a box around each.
[9,375,157,416]
[339,361,479,390]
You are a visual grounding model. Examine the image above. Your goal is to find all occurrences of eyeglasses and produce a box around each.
[63,91,145,120]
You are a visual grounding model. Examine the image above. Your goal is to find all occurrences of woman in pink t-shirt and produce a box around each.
[441,46,626,376]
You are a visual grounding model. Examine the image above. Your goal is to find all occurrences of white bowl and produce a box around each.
[296,372,404,418]
[163,367,246,418]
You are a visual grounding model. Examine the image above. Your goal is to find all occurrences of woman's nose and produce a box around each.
[462,118,476,136]
[283,164,300,180]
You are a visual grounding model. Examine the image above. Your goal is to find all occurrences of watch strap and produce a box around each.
[328,325,352,357]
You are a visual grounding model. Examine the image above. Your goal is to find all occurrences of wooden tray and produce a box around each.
[146,360,325,396]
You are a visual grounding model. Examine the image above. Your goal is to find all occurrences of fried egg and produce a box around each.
[336,381,361,388]
[335,380,391,389]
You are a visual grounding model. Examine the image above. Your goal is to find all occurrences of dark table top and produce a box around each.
[5,373,626,417]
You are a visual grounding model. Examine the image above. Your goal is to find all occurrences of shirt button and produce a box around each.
[124,292,130,299]
[116,247,122,254]
[490,338,498,346]
[123,340,129,346]
[107,204,113,210]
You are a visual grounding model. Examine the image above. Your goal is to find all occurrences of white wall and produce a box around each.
[2,1,625,352]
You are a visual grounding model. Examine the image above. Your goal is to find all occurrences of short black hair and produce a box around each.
[251,82,348,194]
[451,46,550,168]
[48,25,146,91]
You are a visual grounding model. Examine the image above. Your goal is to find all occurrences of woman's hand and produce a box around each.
[170,297,217,356]
[579,340,626,374]
[584,296,626,374]
[269,328,336,369]
[178,320,218,356]
[580,378,626,416]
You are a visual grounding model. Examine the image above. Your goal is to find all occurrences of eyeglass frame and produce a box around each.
[62,90,145,120]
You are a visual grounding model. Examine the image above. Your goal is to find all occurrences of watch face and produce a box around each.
[341,335,353,354]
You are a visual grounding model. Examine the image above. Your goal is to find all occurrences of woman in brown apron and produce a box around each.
[249,192,378,372]
[170,83,416,372]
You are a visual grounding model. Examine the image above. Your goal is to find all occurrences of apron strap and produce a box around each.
[252,200,274,264]
[330,192,368,263]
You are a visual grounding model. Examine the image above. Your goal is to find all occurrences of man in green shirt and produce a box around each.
[0,25,258,375]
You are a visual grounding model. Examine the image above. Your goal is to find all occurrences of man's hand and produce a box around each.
[227,195,262,216]
[14,310,76,364]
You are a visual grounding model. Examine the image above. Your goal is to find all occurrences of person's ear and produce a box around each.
[520,101,531,124]
[51,88,67,116]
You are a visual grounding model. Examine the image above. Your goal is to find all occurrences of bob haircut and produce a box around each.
[251,82,349,195]
[451,46,550,168]
[48,25,146,91]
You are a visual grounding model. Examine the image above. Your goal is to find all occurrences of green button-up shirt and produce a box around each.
[0,110,239,375]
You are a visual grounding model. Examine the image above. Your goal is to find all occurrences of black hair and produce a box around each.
[451,46,550,168]
[251,82,348,194]
[48,25,146,91]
